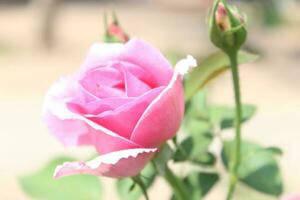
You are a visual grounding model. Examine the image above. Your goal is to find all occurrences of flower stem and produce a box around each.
[164,165,190,200]
[226,51,242,200]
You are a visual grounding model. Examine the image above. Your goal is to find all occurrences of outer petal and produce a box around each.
[130,73,184,147]
[82,39,173,86]
[82,43,124,70]
[43,77,93,146]
[44,112,91,146]
[54,148,157,178]
[120,39,173,86]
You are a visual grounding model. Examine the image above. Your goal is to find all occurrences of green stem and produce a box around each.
[164,165,190,200]
[226,51,242,200]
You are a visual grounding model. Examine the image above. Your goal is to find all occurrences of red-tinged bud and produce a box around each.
[104,13,129,43]
[209,0,247,54]
[215,3,231,31]
[107,23,129,43]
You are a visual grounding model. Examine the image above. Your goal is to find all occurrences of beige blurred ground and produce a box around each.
[0,1,300,200]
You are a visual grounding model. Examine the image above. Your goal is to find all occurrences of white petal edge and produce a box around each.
[54,148,157,178]
[81,42,124,70]
[175,55,198,75]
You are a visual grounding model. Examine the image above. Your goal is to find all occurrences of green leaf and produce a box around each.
[184,118,211,135]
[265,147,283,156]
[117,163,156,200]
[222,141,283,196]
[19,156,102,200]
[184,172,219,199]
[174,119,215,166]
[185,51,258,101]
[173,135,215,166]
[172,172,219,200]
[209,104,256,129]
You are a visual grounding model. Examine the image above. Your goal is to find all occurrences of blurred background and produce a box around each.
[1,0,300,199]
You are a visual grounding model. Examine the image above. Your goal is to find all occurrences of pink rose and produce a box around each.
[281,194,300,200]
[43,39,196,178]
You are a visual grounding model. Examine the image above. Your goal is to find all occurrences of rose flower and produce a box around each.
[43,39,196,178]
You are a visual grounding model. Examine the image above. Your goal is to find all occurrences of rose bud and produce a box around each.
[215,2,231,31]
[43,39,196,178]
[209,0,247,53]
[104,13,129,43]
[107,23,129,43]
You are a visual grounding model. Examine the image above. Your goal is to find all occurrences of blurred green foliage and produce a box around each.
[117,163,156,200]
[184,51,258,101]
[222,140,283,196]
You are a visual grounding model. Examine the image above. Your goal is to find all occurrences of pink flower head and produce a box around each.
[43,39,196,178]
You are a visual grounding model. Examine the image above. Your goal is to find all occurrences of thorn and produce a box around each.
[129,182,136,192]
[132,175,149,200]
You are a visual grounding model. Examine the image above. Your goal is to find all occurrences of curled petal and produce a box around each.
[54,148,157,178]
[175,55,197,75]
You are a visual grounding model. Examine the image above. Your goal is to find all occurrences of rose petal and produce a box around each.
[54,148,157,178]
[130,72,184,147]
[43,77,93,146]
[82,43,124,70]
[81,67,123,89]
[87,87,164,139]
[82,39,173,86]
[45,107,142,153]
[121,39,173,86]
[79,66,127,99]
[122,67,151,97]
[44,112,91,146]
[43,77,140,150]
[89,127,141,154]
[114,61,156,88]
[67,97,134,115]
